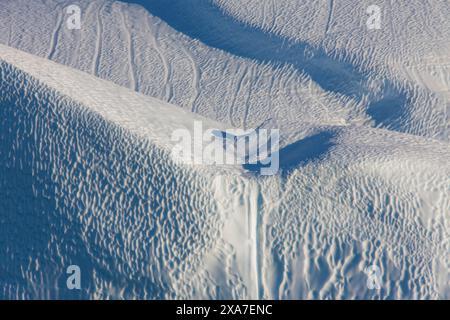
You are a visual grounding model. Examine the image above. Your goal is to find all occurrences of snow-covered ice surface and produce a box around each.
[0,0,449,299]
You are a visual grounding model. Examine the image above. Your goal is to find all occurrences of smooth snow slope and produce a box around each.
[1,44,449,299]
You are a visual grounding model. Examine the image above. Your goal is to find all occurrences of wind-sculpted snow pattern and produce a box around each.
[0,0,370,144]
[0,44,242,299]
[0,0,449,300]
[214,0,450,140]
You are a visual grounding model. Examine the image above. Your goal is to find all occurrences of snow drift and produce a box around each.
[1,43,448,299]
[0,0,449,300]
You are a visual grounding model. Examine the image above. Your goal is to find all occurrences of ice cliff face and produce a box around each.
[0,44,241,299]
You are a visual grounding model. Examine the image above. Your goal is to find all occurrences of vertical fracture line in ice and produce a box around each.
[92,2,105,76]
[119,5,138,92]
[242,66,254,129]
[212,174,261,299]
[228,65,247,128]
[254,180,264,299]
[47,4,63,60]
[147,18,172,102]
[179,43,201,113]
[248,177,260,299]
[324,0,334,35]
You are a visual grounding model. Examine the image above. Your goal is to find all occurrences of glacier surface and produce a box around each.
[0,0,449,299]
